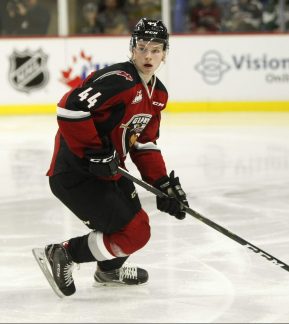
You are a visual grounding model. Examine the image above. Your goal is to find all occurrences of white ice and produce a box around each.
[0,112,289,323]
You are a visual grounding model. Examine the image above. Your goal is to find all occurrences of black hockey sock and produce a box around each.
[97,256,129,271]
[67,234,96,263]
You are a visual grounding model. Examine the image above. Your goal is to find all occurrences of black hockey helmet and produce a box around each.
[130,18,169,51]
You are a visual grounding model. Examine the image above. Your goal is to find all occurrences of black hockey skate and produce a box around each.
[32,243,76,298]
[94,263,148,286]
[45,244,76,296]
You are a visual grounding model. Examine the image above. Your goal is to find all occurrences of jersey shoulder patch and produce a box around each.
[90,62,137,86]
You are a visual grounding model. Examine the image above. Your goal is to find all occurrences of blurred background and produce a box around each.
[1,0,289,36]
[0,0,288,115]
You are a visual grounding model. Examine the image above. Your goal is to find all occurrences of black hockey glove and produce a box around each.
[85,140,120,177]
[154,170,189,220]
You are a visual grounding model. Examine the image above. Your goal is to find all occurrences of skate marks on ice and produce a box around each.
[1,114,289,322]
[0,196,236,323]
[0,247,235,323]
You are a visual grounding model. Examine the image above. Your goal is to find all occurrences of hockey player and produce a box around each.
[33,18,189,297]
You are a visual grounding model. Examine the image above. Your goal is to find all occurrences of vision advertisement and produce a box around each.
[0,34,288,114]
[169,34,289,102]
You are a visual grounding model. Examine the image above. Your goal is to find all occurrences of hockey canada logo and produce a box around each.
[9,49,49,93]
[120,114,152,156]
[61,50,114,89]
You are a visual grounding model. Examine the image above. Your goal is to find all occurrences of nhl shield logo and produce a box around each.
[9,49,49,93]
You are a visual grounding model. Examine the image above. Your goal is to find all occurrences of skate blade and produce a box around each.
[92,280,126,288]
[92,279,148,288]
[32,248,64,298]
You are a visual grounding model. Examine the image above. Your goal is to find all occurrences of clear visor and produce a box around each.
[136,36,166,44]
[134,39,165,55]
[130,35,168,53]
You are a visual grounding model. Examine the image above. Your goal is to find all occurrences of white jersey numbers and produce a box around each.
[87,92,102,109]
[78,87,102,109]
[78,87,92,101]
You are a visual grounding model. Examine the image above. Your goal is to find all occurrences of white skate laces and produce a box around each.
[63,262,75,286]
[119,264,138,281]
[94,262,148,285]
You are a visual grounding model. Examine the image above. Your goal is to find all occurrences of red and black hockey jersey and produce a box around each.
[47,61,168,185]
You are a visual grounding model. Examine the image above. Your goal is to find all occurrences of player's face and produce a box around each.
[132,40,165,77]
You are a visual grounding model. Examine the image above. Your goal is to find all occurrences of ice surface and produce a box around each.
[0,113,289,323]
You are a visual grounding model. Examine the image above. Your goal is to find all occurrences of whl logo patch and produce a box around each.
[9,49,49,93]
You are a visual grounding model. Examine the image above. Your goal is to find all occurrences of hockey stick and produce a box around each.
[118,167,289,273]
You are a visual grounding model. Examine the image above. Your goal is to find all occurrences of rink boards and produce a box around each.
[0,34,288,114]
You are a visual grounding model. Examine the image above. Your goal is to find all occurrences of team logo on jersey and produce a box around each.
[131,90,143,104]
[8,49,49,93]
[120,114,152,156]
